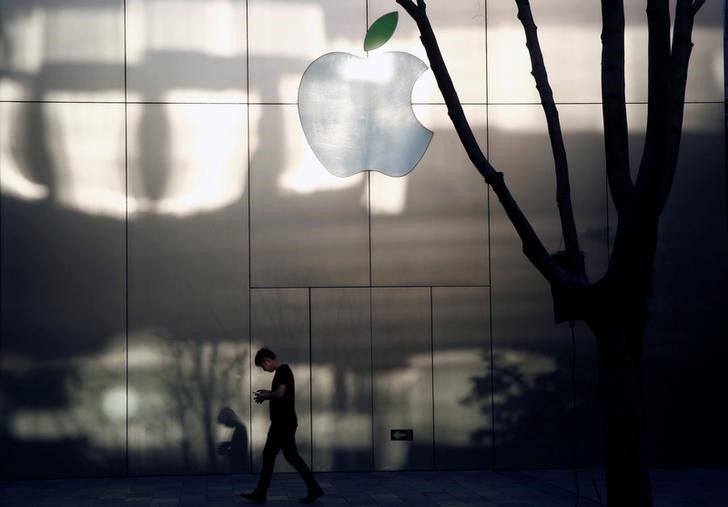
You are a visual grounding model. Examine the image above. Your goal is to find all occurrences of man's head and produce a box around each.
[217,406,243,428]
[254,347,278,372]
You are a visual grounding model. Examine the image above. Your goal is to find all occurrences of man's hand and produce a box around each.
[253,390,270,403]
[217,441,232,455]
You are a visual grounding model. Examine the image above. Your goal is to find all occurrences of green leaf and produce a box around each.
[364,11,398,52]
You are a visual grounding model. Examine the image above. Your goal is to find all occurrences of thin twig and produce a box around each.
[692,0,706,14]
[653,0,697,214]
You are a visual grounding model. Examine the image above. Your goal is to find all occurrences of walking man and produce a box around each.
[241,348,324,504]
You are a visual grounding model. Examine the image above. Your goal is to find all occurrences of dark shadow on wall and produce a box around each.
[463,346,602,469]
[4,128,727,477]
[0,194,253,478]
[0,195,128,478]
[0,435,127,479]
[479,123,728,469]
[0,12,287,476]
[1,100,251,479]
[3,98,728,476]
[217,406,249,473]
[375,123,727,471]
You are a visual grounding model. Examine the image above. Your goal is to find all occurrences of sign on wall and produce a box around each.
[298,12,433,178]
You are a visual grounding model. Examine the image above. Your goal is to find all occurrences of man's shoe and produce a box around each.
[240,490,266,503]
[299,486,324,504]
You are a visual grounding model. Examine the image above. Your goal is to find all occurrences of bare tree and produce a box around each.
[395,0,709,505]
[166,336,247,471]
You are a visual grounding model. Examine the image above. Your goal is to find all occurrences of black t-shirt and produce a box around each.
[270,364,297,425]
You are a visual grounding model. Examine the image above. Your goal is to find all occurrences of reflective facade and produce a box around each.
[1,0,726,478]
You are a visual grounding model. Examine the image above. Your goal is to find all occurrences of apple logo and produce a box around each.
[298,12,433,178]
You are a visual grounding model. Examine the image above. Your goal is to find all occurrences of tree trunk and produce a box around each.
[588,307,652,507]
[393,3,705,505]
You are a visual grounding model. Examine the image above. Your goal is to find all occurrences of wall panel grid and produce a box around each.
[247,287,492,473]
[1,0,725,479]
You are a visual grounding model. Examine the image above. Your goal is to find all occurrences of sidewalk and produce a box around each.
[1,469,726,506]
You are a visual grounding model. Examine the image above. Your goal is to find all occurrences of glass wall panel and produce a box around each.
[310,288,372,471]
[487,0,723,104]
[612,104,728,466]
[249,105,370,288]
[369,0,486,104]
[126,0,247,103]
[250,288,311,474]
[372,288,432,470]
[370,105,489,286]
[248,0,366,104]
[127,103,249,474]
[0,0,125,102]
[432,287,492,469]
[0,102,126,477]
[488,105,605,468]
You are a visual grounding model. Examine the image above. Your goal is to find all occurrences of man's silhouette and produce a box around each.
[216,406,248,472]
[241,348,323,504]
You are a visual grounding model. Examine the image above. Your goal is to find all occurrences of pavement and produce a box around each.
[1,469,727,507]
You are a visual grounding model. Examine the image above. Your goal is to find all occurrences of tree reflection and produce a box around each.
[165,336,246,471]
[462,346,601,468]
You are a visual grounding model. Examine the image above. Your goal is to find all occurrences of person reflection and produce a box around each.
[241,348,324,504]
[217,406,248,472]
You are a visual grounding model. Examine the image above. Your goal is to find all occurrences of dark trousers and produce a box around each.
[257,422,318,494]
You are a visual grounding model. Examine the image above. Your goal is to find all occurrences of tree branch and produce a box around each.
[650,0,698,214]
[634,0,671,219]
[606,0,699,296]
[600,0,633,213]
[692,0,706,14]
[395,0,586,289]
[515,0,584,275]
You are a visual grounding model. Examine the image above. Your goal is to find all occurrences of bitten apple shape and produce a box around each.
[298,51,433,178]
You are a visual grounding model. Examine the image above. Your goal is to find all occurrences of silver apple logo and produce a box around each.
[297,12,433,178]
